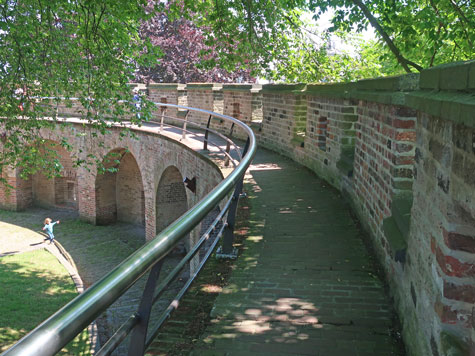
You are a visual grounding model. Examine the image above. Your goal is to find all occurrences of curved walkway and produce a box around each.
[192,147,404,355]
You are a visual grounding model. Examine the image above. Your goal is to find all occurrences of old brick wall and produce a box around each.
[156,166,188,234]
[148,84,184,127]
[1,122,224,243]
[2,61,474,355]
[303,90,358,186]
[353,102,416,256]
[0,167,32,211]
[186,84,215,128]
[223,84,262,139]
[259,84,307,161]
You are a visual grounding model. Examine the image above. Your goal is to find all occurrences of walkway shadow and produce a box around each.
[194,148,405,355]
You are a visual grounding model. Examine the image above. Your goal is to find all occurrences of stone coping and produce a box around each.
[406,90,475,128]
[420,60,475,91]
[148,83,186,90]
[261,83,306,93]
[186,83,220,90]
[222,84,261,92]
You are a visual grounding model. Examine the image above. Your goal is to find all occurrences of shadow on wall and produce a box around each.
[28,140,78,210]
[95,148,145,227]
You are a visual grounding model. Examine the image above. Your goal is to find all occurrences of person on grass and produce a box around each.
[42,218,60,243]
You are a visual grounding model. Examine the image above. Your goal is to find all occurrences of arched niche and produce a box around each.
[95,149,145,226]
[155,166,188,234]
[31,140,78,209]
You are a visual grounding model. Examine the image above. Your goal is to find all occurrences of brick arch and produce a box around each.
[155,165,188,234]
[31,140,78,208]
[95,148,145,226]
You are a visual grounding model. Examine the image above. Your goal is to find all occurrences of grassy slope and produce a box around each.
[0,249,90,355]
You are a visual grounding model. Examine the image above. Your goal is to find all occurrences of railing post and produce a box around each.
[224,123,235,167]
[181,110,189,140]
[217,138,250,258]
[203,115,212,151]
[128,261,163,356]
[159,107,166,132]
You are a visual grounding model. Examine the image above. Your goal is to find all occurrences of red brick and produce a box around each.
[442,227,475,253]
[395,131,416,142]
[443,281,475,303]
[435,243,475,278]
[434,299,458,325]
[393,118,415,129]
[392,155,415,165]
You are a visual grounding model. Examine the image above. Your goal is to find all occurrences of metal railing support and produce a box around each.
[181,110,189,140]
[128,261,163,356]
[160,108,166,132]
[203,115,212,151]
[219,138,250,257]
[224,123,235,167]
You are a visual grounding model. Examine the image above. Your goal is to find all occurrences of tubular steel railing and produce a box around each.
[2,102,256,356]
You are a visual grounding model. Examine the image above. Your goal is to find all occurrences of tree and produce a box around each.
[0,0,156,183]
[136,1,254,83]
[176,0,474,78]
[265,17,403,83]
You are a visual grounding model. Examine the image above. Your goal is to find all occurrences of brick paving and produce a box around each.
[192,147,404,355]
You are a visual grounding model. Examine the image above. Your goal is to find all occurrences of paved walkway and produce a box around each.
[192,147,404,355]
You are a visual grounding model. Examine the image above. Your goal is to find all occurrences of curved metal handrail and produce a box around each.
[2,103,256,356]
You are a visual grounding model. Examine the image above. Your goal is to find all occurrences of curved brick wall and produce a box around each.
[108,66,474,355]
[1,61,474,355]
[0,121,224,242]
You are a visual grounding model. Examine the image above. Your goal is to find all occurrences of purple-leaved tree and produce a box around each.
[136,1,255,84]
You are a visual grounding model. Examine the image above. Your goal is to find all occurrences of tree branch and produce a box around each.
[350,0,423,72]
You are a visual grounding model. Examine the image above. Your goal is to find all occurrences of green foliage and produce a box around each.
[268,23,403,83]
[0,0,157,181]
[177,0,474,80]
[310,0,474,69]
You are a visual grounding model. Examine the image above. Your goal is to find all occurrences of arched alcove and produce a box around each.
[155,166,188,234]
[31,140,78,209]
[95,149,145,226]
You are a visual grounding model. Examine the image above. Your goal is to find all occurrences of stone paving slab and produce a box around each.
[193,147,404,355]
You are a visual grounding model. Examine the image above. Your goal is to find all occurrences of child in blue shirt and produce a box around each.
[43,218,60,243]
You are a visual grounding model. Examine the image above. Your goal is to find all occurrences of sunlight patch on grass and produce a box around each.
[0,249,91,355]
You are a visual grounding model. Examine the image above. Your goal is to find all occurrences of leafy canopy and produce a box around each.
[175,0,474,79]
[0,0,156,182]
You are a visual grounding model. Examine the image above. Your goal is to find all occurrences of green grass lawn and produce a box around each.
[0,249,91,355]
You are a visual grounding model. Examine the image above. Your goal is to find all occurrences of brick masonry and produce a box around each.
[0,122,223,243]
[1,60,474,356]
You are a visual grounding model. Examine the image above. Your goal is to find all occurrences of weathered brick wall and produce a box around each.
[156,166,188,234]
[259,84,307,161]
[400,61,475,355]
[186,84,215,128]
[353,102,416,254]
[0,167,32,211]
[2,61,474,355]
[397,111,475,355]
[303,91,358,185]
[222,84,259,140]
[1,122,224,243]
[148,84,183,126]
[116,152,146,226]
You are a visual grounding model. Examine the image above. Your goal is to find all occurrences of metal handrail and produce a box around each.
[2,103,256,356]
